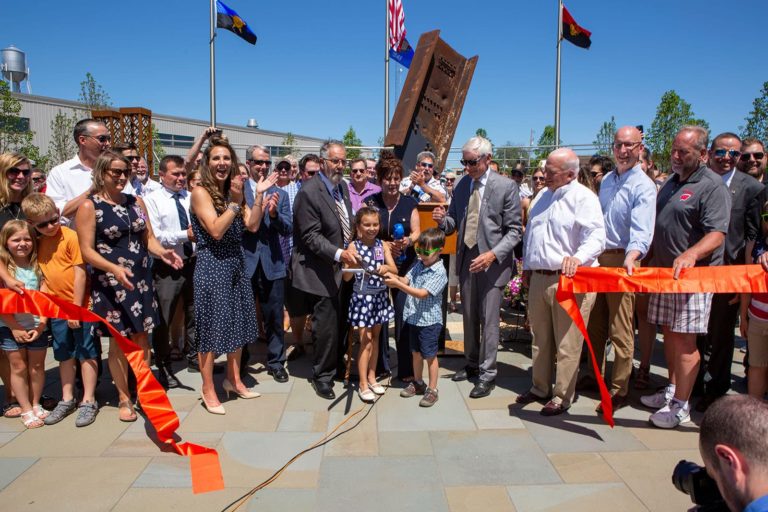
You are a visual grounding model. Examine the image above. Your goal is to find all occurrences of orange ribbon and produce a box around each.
[556,265,768,427]
[0,289,224,494]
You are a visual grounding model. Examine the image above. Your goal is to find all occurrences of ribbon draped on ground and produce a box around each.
[0,289,224,494]
[556,265,768,428]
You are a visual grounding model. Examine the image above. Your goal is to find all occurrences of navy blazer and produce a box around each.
[243,181,293,280]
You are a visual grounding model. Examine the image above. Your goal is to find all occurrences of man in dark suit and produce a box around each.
[290,141,357,399]
[243,146,293,383]
[433,136,523,398]
[695,132,764,412]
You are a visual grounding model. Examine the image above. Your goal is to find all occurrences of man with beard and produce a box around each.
[737,138,767,183]
[289,141,357,399]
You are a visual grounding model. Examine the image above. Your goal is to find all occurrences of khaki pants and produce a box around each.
[529,271,595,407]
[586,252,637,397]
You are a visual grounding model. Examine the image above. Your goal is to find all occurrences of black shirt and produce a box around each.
[365,192,418,273]
[0,203,24,230]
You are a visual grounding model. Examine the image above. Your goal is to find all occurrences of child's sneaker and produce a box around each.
[419,388,438,407]
[640,386,673,409]
[400,381,427,398]
[75,401,99,427]
[649,399,690,429]
[43,399,77,425]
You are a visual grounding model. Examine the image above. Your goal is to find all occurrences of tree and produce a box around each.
[47,109,78,169]
[645,90,709,171]
[495,142,529,171]
[342,126,363,159]
[151,123,165,171]
[78,72,112,110]
[0,81,44,163]
[532,125,561,167]
[593,116,616,155]
[281,132,297,157]
[741,81,768,143]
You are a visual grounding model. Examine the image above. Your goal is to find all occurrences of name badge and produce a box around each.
[374,246,384,261]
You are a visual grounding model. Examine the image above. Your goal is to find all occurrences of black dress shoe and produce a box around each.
[311,380,335,400]
[159,366,180,389]
[452,367,479,382]
[268,366,289,383]
[515,391,548,405]
[541,400,569,416]
[469,380,495,398]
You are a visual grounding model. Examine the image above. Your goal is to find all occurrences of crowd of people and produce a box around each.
[0,118,766,434]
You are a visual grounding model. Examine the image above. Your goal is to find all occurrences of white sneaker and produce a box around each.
[640,387,671,409]
[649,401,690,429]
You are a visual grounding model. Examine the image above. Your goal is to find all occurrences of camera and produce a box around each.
[672,460,728,512]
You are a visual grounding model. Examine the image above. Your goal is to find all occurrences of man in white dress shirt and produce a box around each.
[517,147,606,416]
[143,155,196,387]
[46,119,111,225]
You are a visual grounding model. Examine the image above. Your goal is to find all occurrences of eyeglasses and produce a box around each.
[88,134,112,144]
[713,149,741,159]
[419,162,434,169]
[460,158,482,167]
[350,168,366,174]
[107,168,131,178]
[741,152,765,162]
[613,141,641,150]
[33,215,60,229]
[415,246,442,256]
[532,176,546,182]
[125,155,140,162]
[324,158,346,166]
[7,167,31,178]
[248,159,271,166]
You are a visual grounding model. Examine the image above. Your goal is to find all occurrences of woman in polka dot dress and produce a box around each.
[344,207,396,403]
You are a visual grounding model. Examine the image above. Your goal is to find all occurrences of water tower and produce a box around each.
[1,45,29,93]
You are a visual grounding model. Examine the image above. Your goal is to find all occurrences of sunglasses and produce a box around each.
[125,155,140,162]
[415,246,442,256]
[305,170,319,177]
[713,149,741,159]
[741,152,765,162]
[350,168,366,174]
[7,167,31,178]
[324,158,346,166]
[107,167,131,178]
[88,134,112,143]
[419,162,434,169]
[460,158,482,167]
[276,164,291,172]
[532,176,545,182]
[445,178,455,182]
[248,159,271,166]
[33,215,60,229]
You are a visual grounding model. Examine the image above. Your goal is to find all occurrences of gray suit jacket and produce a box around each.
[443,171,523,287]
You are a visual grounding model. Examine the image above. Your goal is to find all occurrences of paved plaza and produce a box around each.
[0,309,739,511]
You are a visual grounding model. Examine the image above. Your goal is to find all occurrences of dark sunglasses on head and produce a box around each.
[713,149,741,158]
[415,246,442,256]
[34,215,60,229]
[460,158,481,167]
[741,152,765,162]
[7,167,31,177]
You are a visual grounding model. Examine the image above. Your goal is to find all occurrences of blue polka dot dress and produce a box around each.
[191,209,259,355]
[348,239,394,328]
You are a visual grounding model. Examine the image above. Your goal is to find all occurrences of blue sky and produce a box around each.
[4,1,767,150]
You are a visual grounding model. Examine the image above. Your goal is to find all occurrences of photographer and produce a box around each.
[698,395,768,512]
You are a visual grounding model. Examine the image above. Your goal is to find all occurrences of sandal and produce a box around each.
[21,410,44,429]
[3,402,22,418]
[32,404,49,420]
[118,400,137,422]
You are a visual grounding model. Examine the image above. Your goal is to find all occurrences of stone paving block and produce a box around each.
[284,379,356,413]
[277,411,315,432]
[324,409,378,457]
[377,381,475,432]
[104,431,223,458]
[602,449,702,512]
[217,444,319,489]
[245,488,317,512]
[0,432,20,448]
[518,407,647,453]
[431,430,560,486]
[0,456,149,512]
[445,485,517,512]
[625,422,701,451]
[316,456,448,512]
[133,456,191,488]
[547,453,622,483]
[0,457,36,491]
[378,430,433,456]
[0,418,24,433]
[181,393,286,432]
[471,409,525,430]
[113,487,248,512]
[0,409,129,457]
[124,410,188,434]
[507,482,648,512]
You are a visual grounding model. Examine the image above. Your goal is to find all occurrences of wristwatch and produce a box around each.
[227,202,241,214]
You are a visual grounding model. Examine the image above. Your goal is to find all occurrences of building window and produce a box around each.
[158,132,195,149]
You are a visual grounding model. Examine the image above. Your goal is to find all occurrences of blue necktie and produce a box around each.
[173,192,193,258]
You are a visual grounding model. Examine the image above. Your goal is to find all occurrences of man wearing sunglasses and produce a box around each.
[737,138,767,183]
[400,151,446,203]
[47,118,112,226]
[433,136,522,399]
[692,132,764,413]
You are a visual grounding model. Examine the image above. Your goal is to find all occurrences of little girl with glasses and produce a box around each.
[0,220,51,428]
[344,207,397,403]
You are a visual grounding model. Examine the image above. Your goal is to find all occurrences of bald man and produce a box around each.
[517,147,605,416]
[580,126,657,412]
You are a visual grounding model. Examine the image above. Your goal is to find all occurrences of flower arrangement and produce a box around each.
[503,259,527,308]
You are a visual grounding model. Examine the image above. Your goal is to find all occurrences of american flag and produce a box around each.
[388,0,406,52]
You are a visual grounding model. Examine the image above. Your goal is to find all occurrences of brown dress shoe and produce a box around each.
[515,391,548,405]
[595,393,628,413]
[541,400,569,416]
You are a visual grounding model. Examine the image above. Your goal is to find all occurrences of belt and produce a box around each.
[533,269,561,275]
[602,249,625,255]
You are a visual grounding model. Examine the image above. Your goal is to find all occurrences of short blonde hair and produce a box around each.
[21,193,57,219]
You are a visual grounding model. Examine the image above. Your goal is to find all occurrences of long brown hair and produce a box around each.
[0,153,33,209]
[0,220,41,282]
[199,136,242,214]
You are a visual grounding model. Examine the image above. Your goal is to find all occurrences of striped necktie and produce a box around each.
[334,188,352,247]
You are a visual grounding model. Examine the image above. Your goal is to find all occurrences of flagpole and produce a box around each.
[210,0,217,127]
[384,0,390,139]
[554,0,562,148]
